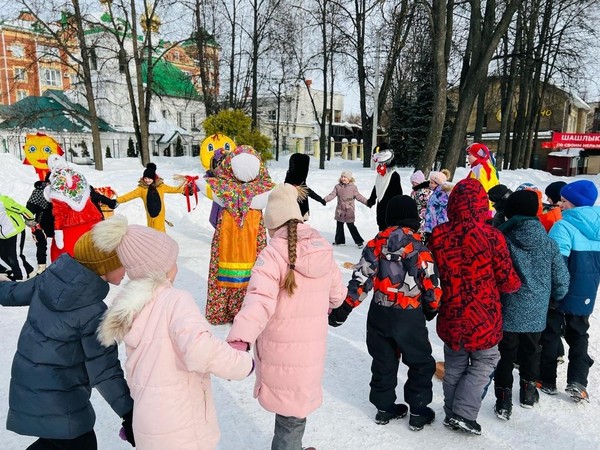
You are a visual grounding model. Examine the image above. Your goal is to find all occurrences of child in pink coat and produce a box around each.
[96,215,253,450]
[227,183,347,450]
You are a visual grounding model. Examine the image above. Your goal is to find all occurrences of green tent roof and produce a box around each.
[142,58,201,100]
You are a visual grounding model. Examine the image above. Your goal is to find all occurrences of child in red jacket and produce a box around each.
[428,178,521,435]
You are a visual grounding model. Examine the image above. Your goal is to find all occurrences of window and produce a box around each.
[119,48,127,74]
[268,110,277,121]
[89,47,97,71]
[334,110,342,122]
[14,68,26,81]
[190,113,197,129]
[17,90,28,101]
[162,110,167,119]
[69,73,78,85]
[173,51,180,61]
[10,44,24,58]
[37,44,60,61]
[41,68,62,87]
[177,111,183,128]
[483,113,488,129]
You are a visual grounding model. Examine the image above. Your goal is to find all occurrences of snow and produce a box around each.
[0,152,599,449]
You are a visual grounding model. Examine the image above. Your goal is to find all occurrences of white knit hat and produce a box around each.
[429,171,447,186]
[263,184,304,230]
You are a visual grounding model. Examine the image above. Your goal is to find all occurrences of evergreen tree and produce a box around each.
[105,146,112,158]
[175,136,184,157]
[127,137,136,157]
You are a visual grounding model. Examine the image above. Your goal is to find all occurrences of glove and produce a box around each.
[366,198,375,208]
[320,199,326,206]
[106,198,118,209]
[423,308,438,321]
[228,341,249,351]
[328,302,353,327]
[54,230,64,249]
[120,410,136,447]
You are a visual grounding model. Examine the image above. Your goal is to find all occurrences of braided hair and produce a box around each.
[282,219,300,296]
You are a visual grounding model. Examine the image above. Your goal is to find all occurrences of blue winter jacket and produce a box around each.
[548,206,600,316]
[0,254,133,439]
[499,216,570,332]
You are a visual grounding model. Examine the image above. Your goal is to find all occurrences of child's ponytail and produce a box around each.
[283,219,300,296]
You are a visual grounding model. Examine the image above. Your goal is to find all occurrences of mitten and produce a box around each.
[328,301,353,327]
[320,198,327,206]
[228,341,249,351]
[423,308,438,321]
[54,230,64,249]
[106,198,118,209]
[120,410,136,447]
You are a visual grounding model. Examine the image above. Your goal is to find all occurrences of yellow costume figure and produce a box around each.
[117,163,184,232]
[22,132,64,181]
[466,142,499,210]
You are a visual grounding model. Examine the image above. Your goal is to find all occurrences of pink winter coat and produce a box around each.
[324,182,369,223]
[98,277,253,450]
[227,223,346,418]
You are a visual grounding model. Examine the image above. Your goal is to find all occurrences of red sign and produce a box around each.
[543,132,600,149]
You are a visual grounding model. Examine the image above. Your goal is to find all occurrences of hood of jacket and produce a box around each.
[37,254,110,312]
[447,178,489,224]
[270,223,332,279]
[284,153,310,185]
[98,275,169,347]
[499,215,546,249]
[562,206,600,242]
[136,177,164,189]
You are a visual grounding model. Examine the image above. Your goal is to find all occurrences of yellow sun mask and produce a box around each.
[23,132,64,181]
[200,133,235,171]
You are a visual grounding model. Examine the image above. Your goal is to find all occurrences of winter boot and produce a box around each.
[494,387,512,420]
[449,414,482,435]
[443,415,459,430]
[537,381,558,395]
[408,406,435,431]
[519,379,540,408]
[374,403,408,425]
[565,382,590,403]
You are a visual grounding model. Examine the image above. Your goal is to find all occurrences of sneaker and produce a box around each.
[409,407,435,431]
[565,382,590,403]
[357,242,364,249]
[520,380,539,408]
[537,381,558,396]
[450,415,482,435]
[443,415,459,430]
[375,404,408,425]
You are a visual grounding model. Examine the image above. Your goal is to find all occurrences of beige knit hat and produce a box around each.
[74,229,122,276]
[429,171,447,186]
[263,184,304,230]
[91,215,179,280]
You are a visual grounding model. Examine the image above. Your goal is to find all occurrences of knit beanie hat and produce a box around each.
[386,195,419,227]
[560,180,598,207]
[429,171,447,186]
[143,163,157,179]
[340,170,353,181]
[91,215,179,280]
[73,229,122,276]
[263,184,304,230]
[545,181,567,204]
[505,190,539,219]
[488,184,512,204]
[410,170,425,185]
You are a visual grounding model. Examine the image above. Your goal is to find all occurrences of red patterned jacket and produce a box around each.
[346,225,441,315]
[429,178,521,352]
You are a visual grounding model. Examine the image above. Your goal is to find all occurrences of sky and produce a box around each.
[0,151,599,449]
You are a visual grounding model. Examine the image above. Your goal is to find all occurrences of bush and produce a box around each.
[203,109,272,161]
[105,146,112,158]
[127,137,136,157]
[175,136,184,157]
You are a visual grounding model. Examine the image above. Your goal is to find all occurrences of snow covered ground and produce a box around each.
[0,151,599,450]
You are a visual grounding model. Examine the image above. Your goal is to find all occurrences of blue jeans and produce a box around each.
[271,414,306,450]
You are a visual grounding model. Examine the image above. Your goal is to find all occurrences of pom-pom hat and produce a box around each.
[92,215,178,280]
[429,171,447,186]
[73,229,122,276]
[410,170,425,185]
[560,180,598,207]
[143,163,157,180]
[263,184,304,230]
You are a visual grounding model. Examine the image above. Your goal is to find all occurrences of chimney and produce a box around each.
[305,79,312,88]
